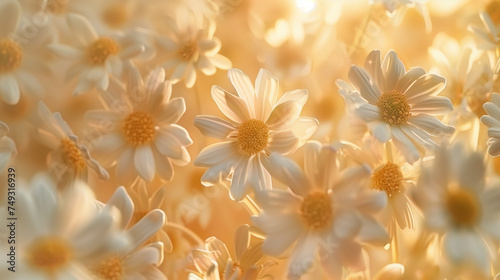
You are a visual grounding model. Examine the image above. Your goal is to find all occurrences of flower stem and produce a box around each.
[391,220,399,263]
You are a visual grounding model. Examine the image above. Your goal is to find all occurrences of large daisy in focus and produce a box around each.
[194,68,318,201]
[48,13,145,95]
[253,142,388,279]
[86,66,192,182]
[338,50,455,164]
[416,143,500,275]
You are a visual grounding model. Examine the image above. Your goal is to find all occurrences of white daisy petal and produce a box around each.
[200,160,235,186]
[409,96,453,114]
[0,74,20,105]
[444,230,489,274]
[105,187,133,229]
[267,130,299,155]
[266,100,302,130]
[116,147,138,183]
[367,121,391,142]
[288,235,318,278]
[332,211,361,239]
[348,66,380,103]
[194,141,239,167]
[404,74,446,103]
[488,140,500,156]
[154,129,183,159]
[67,13,98,45]
[357,214,389,245]
[255,68,279,121]
[382,50,405,91]
[194,115,236,139]
[247,154,272,192]
[262,153,311,197]
[364,50,384,93]
[407,114,455,136]
[127,210,165,253]
[134,146,155,182]
[483,102,500,120]
[252,213,304,256]
[228,68,256,115]
[155,97,186,124]
[289,117,319,145]
[395,67,426,93]
[481,115,500,128]
[230,159,252,201]
[209,54,232,70]
[458,153,485,193]
[276,89,308,108]
[48,44,83,60]
[391,126,421,164]
[123,246,163,269]
[254,189,302,213]
[212,85,251,123]
[154,150,174,182]
[356,103,381,122]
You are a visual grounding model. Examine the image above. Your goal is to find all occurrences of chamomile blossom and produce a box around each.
[48,13,145,95]
[0,0,44,105]
[338,50,455,164]
[416,143,500,274]
[159,20,231,88]
[469,1,500,52]
[36,102,109,186]
[13,175,126,280]
[194,68,318,201]
[481,93,500,156]
[86,66,192,182]
[253,142,388,279]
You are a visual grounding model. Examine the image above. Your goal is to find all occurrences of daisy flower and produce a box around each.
[338,50,455,164]
[89,186,167,280]
[159,20,231,88]
[194,68,318,201]
[0,0,44,104]
[469,1,500,52]
[86,66,192,183]
[13,175,126,279]
[253,141,388,279]
[416,143,500,274]
[48,13,145,95]
[0,121,16,173]
[189,225,271,280]
[481,93,500,156]
[36,102,109,186]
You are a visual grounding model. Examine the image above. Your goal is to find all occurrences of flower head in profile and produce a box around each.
[415,143,500,275]
[0,0,44,104]
[0,121,16,173]
[48,13,145,95]
[36,102,109,186]
[86,66,192,183]
[194,68,318,201]
[338,50,455,164]
[159,20,231,88]
[189,225,271,280]
[253,142,388,279]
[14,175,126,279]
[481,93,500,156]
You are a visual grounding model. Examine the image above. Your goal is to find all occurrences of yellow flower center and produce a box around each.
[445,188,481,228]
[179,41,197,61]
[61,138,86,170]
[237,119,270,156]
[0,39,22,73]
[91,255,123,280]
[102,4,130,29]
[87,37,120,65]
[376,90,411,125]
[123,111,156,145]
[27,236,73,273]
[300,191,333,230]
[371,162,403,196]
[487,0,500,24]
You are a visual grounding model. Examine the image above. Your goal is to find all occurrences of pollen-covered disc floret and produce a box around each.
[61,138,86,170]
[92,255,123,280]
[0,39,22,73]
[27,236,73,273]
[372,162,403,196]
[445,188,481,227]
[376,90,411,125]
[300,191,334,230]
[179,41,197,61]
[237,119,270,155]
[87,37,120,65]
[123,111,156,145]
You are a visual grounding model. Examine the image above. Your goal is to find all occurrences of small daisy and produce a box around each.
[89,186,167,280]
[86,66,192,183]
[469,1,500,52]
[15,175,127,279]
[194,68,318,201]
[253,141,388,279]
[338,50,455,164]
[481,93,500,156]
[36,102,109,186]
[0,121,16,173]
[0,0,44,104]
[416,143,500,274]
[189,225,271,280]
[159,20,231,88]
[48,13,145,95]
[373,0,432,32]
